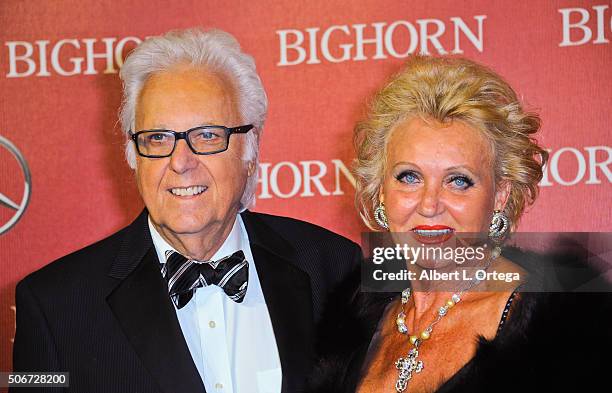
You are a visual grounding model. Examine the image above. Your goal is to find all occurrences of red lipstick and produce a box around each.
[411,225,455,244]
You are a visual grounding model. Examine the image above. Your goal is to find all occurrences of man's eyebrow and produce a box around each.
[147,122,218,130]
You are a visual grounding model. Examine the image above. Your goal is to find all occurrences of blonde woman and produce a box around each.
[308,57,610,393]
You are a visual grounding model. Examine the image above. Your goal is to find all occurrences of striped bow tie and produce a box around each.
[163,250,248,309]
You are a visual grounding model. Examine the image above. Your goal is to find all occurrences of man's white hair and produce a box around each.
[119,28,267,210]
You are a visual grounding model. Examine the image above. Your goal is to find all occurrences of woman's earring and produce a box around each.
[374,202,389,230]
[489,210,510,240]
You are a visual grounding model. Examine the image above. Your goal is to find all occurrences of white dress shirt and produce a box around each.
[148,215,282,393]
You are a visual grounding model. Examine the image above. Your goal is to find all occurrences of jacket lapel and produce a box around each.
[242,211,315,393]
[106,210,205,393]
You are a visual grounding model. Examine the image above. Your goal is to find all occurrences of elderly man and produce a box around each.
[12,29,360,393]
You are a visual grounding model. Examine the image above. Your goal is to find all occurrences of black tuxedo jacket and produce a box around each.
[12,210,361,393]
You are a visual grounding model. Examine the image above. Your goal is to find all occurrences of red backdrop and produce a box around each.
[1,0,610,374]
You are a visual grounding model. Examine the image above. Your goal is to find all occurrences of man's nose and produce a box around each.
[169,139,199,173]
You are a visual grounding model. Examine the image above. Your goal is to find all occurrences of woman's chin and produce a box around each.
[412,258,456,271]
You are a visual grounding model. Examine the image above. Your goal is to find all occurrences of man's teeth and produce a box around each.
[170,186,206,196]
[413,229,453,237]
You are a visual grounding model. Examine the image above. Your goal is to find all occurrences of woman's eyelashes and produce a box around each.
[396,170,421,184]
[447,174,475,190]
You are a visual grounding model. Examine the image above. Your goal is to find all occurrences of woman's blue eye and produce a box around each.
[449,176,474,189]
[397,171,419,184]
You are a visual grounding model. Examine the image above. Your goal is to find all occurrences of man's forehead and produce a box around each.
[135,65,240,128]
[142,65,234,97]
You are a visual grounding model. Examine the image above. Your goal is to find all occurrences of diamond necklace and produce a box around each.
[393,246,501,392]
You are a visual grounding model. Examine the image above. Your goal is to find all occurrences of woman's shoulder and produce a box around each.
[438,287,612,392]
[502,243,610,292]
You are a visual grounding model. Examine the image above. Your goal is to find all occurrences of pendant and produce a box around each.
[395,348,423,392]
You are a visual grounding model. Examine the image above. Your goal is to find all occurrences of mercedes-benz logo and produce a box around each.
[0,135,31,235]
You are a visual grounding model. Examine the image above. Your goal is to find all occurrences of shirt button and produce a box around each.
[215,382,223,389]
[209,320,216,328]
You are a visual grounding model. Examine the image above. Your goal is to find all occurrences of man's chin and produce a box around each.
[151,215,213,237]
[162,223,212,237]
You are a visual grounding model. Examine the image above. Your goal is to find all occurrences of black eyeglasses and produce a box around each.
[129,124,253,158]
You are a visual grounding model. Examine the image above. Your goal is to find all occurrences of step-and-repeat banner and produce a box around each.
[0,0,610,372]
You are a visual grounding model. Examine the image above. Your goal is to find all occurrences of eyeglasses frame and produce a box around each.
[128,124,254,158]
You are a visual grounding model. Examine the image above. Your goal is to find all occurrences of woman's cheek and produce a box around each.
[387,193,419,230]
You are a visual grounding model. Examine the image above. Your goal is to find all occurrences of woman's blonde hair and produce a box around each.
[354,56,548,230]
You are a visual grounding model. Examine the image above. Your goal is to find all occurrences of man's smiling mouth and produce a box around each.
[169,185,207,196]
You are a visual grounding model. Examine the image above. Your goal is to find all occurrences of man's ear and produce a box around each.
[247,161,256,177]
[494,181,511,211]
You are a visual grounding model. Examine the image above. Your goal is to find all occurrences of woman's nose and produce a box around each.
[417,184,445,218]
